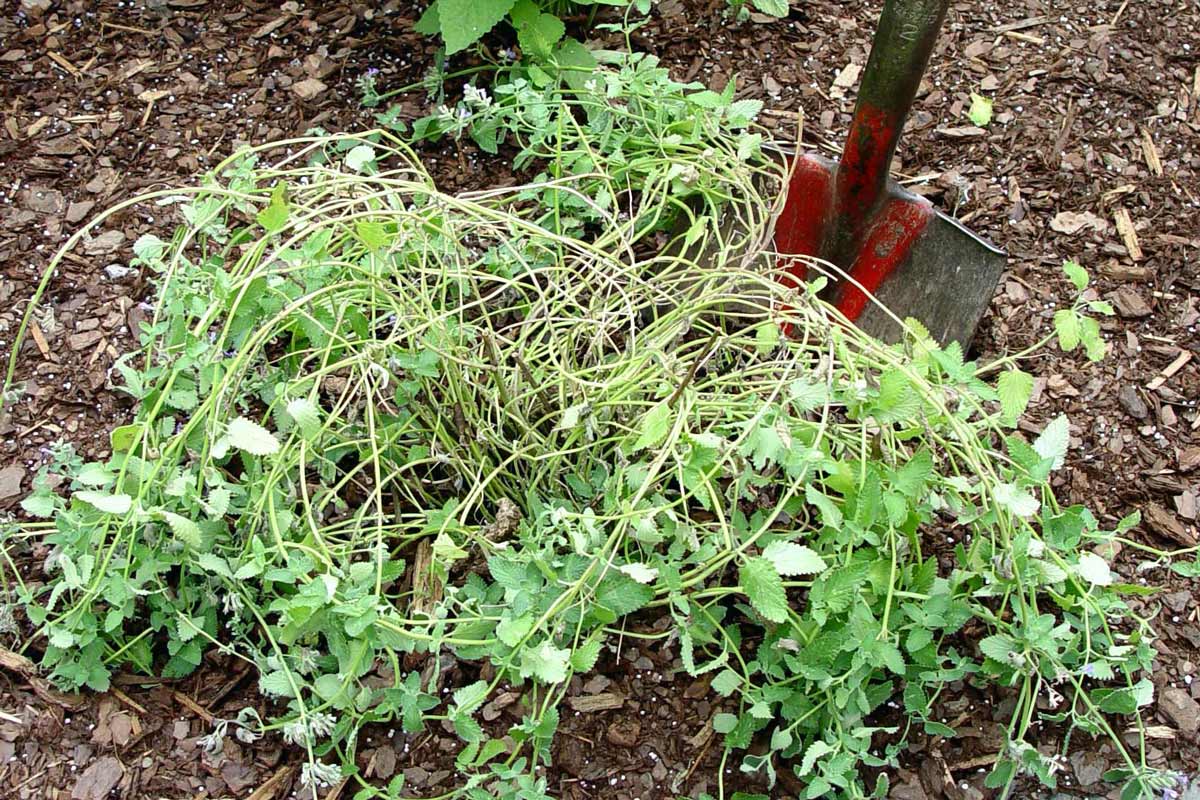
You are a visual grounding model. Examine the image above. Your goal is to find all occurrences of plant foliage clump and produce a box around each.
[1,79,1183,800]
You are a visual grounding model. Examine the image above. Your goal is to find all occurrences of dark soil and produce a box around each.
[1,0,1198,798]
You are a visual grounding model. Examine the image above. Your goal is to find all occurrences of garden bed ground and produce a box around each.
[1,0,1198,798]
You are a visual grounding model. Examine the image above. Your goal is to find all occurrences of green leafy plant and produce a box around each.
[3,55,1190,800]
[415,0,650,57]
[726,0,791,23]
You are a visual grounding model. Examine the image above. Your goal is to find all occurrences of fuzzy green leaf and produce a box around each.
[344,144,376,173]
[761,541,826,576]
[978,633,1018,664]
[710,669,741,697]
[632,400,672,452]
[227,416,280,456]
[75,462,116,487]
[1053,309,1081,352]
[509,0,564,60]
[569,638,603,673]
[993,482,1040,518]
[452,680,490,716]
[520,640,571,684]
[1062,260,1089,291]
[1076,552,1113,586]
[438,0,517,54]
[967,93,993,127]
[75,490,133,515]
[740,556,788,623]
[712,712,738,733]
[285,397,322,439]
[752,0,790,16]
[1033,414,1069,470]
[256,183,289,232]
[21,493,58,518]
[161,510,203,549]
[496,614,534,648]
[997,369,1034,424]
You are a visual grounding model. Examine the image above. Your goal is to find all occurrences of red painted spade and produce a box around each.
[774,0,1005,348]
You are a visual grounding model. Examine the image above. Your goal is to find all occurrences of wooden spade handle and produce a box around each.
[828,0,950,263]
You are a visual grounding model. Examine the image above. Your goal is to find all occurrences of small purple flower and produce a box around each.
[1079,662,1097,677]
[365,67,381,77]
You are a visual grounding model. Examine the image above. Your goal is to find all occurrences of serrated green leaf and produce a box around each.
[21,492,58,517]
[256,183,289,232]
[161,510,203,549]
[968,93,993,127]
[754,320,780,355]
[798,740,833,777]
[633,400,672,451]
[993,482,1040,518]
[997,369,1034,424]
[355,220,390,251]
[712,712,738,733]
[1076,552,1113,586]
[509,0,564,60]
[596,573,654,617]
[75,490,133,515]
[762,541,826,576]
[452,680,490,716]
[496,614,533,647]
[617,562,658,584]
[872,370,921,424]
[1053,308,1081,352]
[569,638,603,673]
[1062,260,1089,291]
[740,556,788,623]
[979,633,1018,663]
[259,670,297,698]
[344,144,376,173]
[438,0,517,54]
[285,397,322,439]
[711,669,741,697]
[75,462,116,487]
[893,449,933,497]
[1033,414,1069,470]
[203,486,231,519]
[752,0,789,16]
[520,640,571,684]
[788,378,827,412]
[1080,314,1106,362]
[227,416,280,456]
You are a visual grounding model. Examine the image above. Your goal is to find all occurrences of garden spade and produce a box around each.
[774,0,1005,348]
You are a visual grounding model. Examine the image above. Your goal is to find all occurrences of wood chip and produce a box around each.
[46,50,79,75]
[1147,350,1193,391]
[991,15,1050,33]
[567,693,625,712]
[936,125,986,138]
[831,62,862,90]
[250,15,292,38]
[291,77,327,101]
[1107,286,1152,318]
[1003,30,1045,45]
[0,646,84,708]
[1099,262,1151,282]
[1050,210,1107,235]
[172,690,215,723]
[1113,208,1143,261]
[1145,504,1196,547]
[246,765,296,800]
[29,320,51,357]
[1140,127,1163,176]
